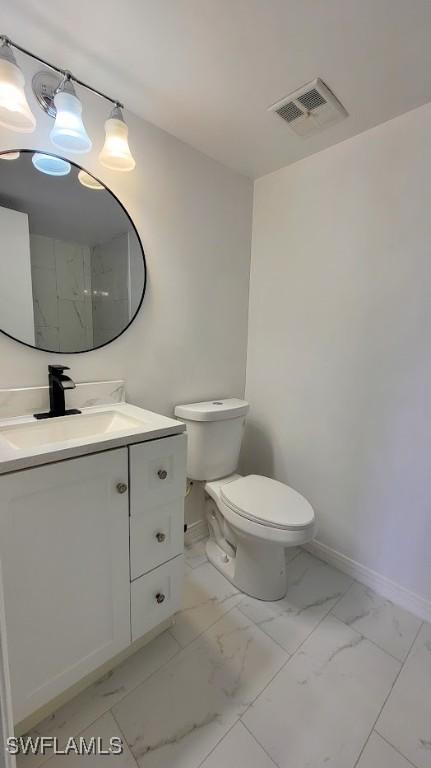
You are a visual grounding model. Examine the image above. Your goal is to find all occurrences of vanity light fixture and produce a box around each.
[32,152,71,176]
[50,73,92,154]
[0,38,36,133]
[0,150,20,159]
[77,169,104,189]
[99,104,136,171]
[0,35,136,170]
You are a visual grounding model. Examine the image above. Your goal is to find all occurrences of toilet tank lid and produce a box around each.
[174,398,249,422]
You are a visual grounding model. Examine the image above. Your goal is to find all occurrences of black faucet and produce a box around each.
[34,366,81,420]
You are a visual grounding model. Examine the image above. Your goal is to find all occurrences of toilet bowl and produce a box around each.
[205,473,315,600]
[174,398,316,600]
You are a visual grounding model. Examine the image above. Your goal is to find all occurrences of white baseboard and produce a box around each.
[184,519,208,545]
[304,539,431,624]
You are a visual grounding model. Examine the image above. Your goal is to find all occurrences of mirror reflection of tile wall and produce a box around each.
[30,235,93,353]
[91,233,129,348]
[29,230,140,352]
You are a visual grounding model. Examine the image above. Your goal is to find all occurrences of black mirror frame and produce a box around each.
[0,148,147,355]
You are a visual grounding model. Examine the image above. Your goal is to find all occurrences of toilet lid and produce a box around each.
[220,474,314,530]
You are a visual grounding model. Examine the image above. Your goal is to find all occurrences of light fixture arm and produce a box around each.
[55,71,76,97]
[0,35,124,109]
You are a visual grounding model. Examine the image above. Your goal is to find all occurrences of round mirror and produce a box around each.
[0,150,146,353]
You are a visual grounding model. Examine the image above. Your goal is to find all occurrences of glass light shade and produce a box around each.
[32,153,71,176]
[99,117,136,171]
[0,151,20,160]
[78,169,104,190]
[0,57,36,133]
[50,91,92,154]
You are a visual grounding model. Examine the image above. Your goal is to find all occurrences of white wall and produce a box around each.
[0,61,252,420]
[243,101,431,603]
[0,207,35,347]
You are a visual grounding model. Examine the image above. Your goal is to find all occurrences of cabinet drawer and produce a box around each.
[130,498,184,580]
[131,556,183,641]
[129,434,187,509]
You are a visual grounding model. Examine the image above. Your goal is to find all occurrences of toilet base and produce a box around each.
[206,534,287,601]
[206,539,236,584]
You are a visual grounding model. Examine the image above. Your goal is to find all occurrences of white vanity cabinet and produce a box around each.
[0,432,186,725]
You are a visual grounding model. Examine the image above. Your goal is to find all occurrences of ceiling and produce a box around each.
[3,0,431,179]
[0,153,132,245]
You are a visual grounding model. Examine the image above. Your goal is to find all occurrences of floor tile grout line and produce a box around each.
[329,579,424,661]
[241,720,282,768]
[352,620,424,768]
[237,592,408,768]
[171,552,248,648]
[237,560,354,660]
[373,729,419,768]
[26,563,248,760]
[32,569,408,766]
[327,612,411,668]
[303,550,428,628]
[23,545,427,767]
[28,594,404,768]
[110,708,140,768]
[237,560,356,709]
[327,611,417,664]
[239,587,346,721]
[105,636,183,710]
[109,591,286,768]
[235,608,335,761]
[168,593,246,650]
[22,632,184,766]
[26,707,141,768]
[106,571,285,767]
[398,619,424,664]
[194,720,239,768]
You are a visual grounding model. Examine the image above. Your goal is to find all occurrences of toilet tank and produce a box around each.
[174,398,249,481]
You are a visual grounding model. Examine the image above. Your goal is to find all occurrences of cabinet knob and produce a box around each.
[157,469,168,480]
[155,532,166,543]
[116,482,128,494]
[155,592,165,604]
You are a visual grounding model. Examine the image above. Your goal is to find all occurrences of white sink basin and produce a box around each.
[0,410,146,450]
[0,399,185,475]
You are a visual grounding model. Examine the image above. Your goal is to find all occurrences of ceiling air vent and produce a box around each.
[269,78,347,137]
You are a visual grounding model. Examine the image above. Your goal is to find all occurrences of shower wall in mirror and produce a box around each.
[0,151,146,353]
[29,229,142,351]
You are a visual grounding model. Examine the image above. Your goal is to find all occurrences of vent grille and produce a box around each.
[275,101,304,123]
[268,78,347,137]
[297,88,326,112]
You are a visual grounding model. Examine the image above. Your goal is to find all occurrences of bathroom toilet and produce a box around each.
[175,398,316,600]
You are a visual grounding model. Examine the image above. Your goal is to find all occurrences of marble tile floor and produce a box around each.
[18,540,429,768]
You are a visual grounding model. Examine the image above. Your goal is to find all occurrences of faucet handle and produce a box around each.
[48,365,70,374]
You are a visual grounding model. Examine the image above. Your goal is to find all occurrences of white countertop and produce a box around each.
[0,402,185,475]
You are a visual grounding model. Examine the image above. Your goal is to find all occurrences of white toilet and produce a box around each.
[174,398,316,600]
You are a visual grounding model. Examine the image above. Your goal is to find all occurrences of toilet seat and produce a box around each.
[220,474,314,531]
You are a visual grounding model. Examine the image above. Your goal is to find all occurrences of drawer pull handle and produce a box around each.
[116,482,128,494]
[155,532,166,543]
[157,469,168,480]
[155,592,165,604]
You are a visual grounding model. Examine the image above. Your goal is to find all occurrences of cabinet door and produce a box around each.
[0,448,130,724]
